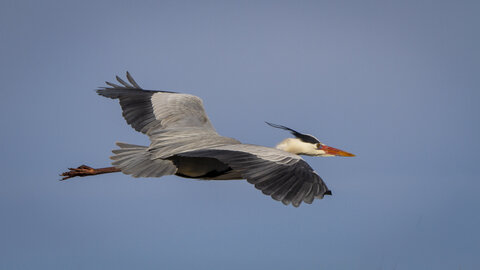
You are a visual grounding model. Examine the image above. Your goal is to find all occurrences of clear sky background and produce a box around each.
[1,0,479,269]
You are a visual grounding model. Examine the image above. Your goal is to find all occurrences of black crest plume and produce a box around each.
[265,122,320,144]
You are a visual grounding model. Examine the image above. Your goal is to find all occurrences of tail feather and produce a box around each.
[111,142,177,178]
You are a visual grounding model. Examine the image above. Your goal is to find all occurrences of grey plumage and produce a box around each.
[99,72,332,207]
[111,143,177,177]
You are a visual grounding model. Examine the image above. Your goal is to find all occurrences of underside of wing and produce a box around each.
[97,72,216,135]
[178,144,331,207]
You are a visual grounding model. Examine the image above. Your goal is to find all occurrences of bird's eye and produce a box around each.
[316,143,322,149]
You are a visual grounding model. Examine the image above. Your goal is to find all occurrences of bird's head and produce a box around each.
[266,122,355,157]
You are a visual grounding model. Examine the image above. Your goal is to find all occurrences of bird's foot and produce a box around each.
[60,165,96,180]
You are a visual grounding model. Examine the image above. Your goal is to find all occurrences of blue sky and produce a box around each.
[1,0,479,269]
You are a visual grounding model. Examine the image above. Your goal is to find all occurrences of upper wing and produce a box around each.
[178,144,331,207]
[97,72,216,135]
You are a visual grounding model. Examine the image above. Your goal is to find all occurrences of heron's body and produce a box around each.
[62,73,354,207]
[169,155,240,180]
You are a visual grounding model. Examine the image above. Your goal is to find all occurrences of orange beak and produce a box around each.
[322,145,355,157]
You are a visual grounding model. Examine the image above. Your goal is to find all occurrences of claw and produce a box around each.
[60,165,120,180]
[60,165,96,180]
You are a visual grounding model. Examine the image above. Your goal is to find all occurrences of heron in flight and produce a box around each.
[62,72,354,207]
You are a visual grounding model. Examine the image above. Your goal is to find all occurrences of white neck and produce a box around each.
[275,138,324,156]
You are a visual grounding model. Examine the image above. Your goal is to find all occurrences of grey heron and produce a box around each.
[62,72,355,207]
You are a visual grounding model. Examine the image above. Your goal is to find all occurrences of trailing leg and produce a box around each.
[60,165,121,180]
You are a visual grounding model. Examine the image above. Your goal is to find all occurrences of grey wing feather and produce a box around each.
[126,71,141,88]
[97,72,216,135]
[105,81,123,88]
[115,76,134,88]
[178,144,330,207]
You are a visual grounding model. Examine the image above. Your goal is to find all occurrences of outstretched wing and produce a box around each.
[178,144,331,207]
[97,72,216,135]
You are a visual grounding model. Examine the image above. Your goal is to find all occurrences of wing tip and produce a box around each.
[97,72,143,91]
